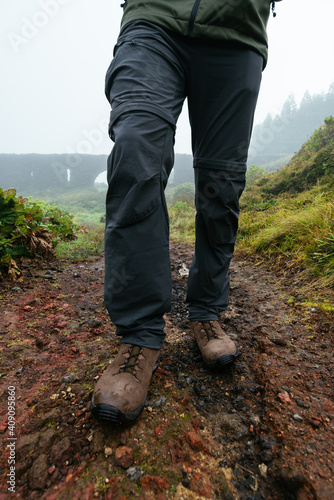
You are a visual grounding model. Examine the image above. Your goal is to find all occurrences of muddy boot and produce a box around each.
[91,343,160,424]
[190,320,238,370]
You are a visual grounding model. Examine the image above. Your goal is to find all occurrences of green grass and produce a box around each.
[55,225,104,262]
[168,201,195,244]
[238,189,334,287]
[234,117,334,291]
[27,187,107,226]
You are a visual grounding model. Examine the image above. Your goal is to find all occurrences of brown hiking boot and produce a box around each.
[91,343,160,424]
[190,320,238,369]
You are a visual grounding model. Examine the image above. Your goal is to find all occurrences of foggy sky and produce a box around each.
[1,0,334,156]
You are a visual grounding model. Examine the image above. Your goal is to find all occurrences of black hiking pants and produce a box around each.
[104,21,263,349]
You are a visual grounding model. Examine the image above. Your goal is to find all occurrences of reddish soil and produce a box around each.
[0,241,333,499]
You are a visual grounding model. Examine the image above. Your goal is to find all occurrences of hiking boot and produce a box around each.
[190,320,238,369]
[91,343,160,424]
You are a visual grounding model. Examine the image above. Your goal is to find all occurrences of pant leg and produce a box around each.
[186,46,263,320]
[104,23,186,349]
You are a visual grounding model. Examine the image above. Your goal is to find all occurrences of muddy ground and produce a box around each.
[0,241,333,499]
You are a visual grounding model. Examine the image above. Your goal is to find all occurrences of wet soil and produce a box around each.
[0,241,333,499]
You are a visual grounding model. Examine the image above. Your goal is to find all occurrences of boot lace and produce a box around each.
[201,321,218,342]
[119,345,143,377]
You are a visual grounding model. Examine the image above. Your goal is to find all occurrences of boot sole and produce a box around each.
[203,349,238,370]
[90,360,159,425]
[90,397,146,425]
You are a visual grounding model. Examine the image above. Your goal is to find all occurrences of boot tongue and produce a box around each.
[123,345,142,375]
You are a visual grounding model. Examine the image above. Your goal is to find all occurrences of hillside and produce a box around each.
[238,116,334,291]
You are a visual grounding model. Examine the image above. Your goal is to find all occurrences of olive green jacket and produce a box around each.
[121,0,281,67]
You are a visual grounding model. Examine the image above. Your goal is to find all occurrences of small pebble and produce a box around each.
[126,466,143,481]
[293,414,303,422]
[258,463,268,478]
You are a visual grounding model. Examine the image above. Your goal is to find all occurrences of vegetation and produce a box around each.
[0,188,77,278]
[41,187,107,225]
[245,164,267,187]
[238,116,334,289]
[55,226,104,262]
[166,182,195,206]
[1,116,333,295]
[168,201,195,244]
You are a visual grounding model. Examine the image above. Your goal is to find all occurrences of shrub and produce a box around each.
[0,188,77,278]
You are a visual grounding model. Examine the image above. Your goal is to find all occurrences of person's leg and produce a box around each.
[103,22,186,348]
[104,111,174,350]
[186,45,263,368]
[92,22,186,423]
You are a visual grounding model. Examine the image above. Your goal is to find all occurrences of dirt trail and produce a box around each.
[0,241,333,499]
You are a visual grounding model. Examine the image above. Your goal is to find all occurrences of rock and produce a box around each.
[268,333,287,346]
[49,437,72,465]
[114,446,133,469]
[185,431,204,452]
[258,449,275,463]
[309,417,322,428]
[257,338,275,353]
[15,456,33,480]
[28,454,49,490]
[61,372,80,383]
[16,432,41,458]
[219,414,249,440]
[140,474,170,491]
[41,408,59,427]
[258,463,268,478]
[146,394,166,408]
[126,466,143,481]
[296,399,310,409]
[317,470,328,480]
[293,414,303,422]
[278,391,292,404]
[87,318,102,328]
[38,428,58,453]
[91,430,105,454]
